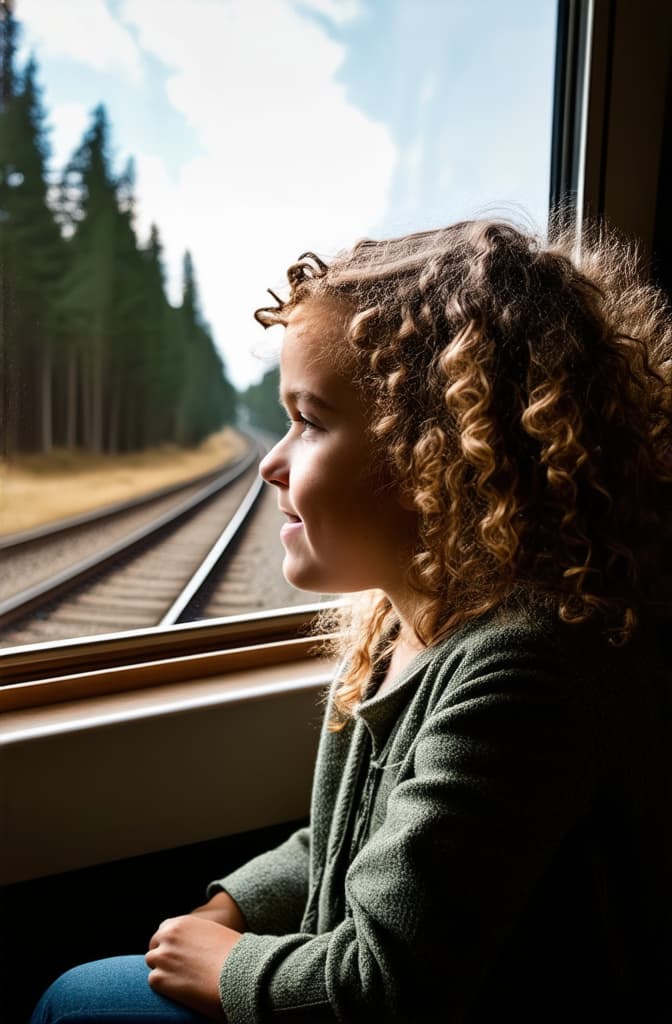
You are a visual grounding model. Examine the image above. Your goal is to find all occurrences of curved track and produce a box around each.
[0,447,316,648]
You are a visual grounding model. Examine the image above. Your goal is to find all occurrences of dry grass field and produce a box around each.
[0,428,249,536]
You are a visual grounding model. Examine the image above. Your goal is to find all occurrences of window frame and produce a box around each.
[0,601,340,697]
[1,0,670,708]
[550,0,670,259]
[2,0,671,890]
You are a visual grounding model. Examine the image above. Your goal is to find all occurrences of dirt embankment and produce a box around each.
[0,428,249,536]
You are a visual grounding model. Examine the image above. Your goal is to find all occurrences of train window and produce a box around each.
[2,14,671,1019]
[0,0,558,696]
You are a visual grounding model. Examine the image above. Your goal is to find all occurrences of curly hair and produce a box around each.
[256,219,672,727]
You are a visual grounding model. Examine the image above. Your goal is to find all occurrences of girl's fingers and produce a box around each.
[147,915,179,951]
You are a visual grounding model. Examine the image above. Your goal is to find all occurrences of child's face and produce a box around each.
[260,297,418,603]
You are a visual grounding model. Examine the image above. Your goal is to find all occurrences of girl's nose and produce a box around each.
[260,438,289,488]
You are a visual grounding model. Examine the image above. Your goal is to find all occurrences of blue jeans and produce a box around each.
[29,954,210,1023]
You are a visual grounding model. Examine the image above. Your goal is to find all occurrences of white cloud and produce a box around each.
[47,102,90,173]
[121,0,396,388]
[293,0,363,25]
[17,0,144,82]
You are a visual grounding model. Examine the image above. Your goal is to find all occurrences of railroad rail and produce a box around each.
[0,445,279,646]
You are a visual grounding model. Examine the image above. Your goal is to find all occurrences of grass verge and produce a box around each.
[0,428,249,536]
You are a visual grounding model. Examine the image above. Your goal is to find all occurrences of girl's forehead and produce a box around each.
[280,303,361,409]
[280,327,344,386]
[282,298,353,371]
[285,295,351,341]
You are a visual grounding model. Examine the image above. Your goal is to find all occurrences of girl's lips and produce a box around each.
[279,509,303,542]
[280,518,304,541]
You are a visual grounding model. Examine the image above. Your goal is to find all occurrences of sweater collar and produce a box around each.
[354,641,445,752]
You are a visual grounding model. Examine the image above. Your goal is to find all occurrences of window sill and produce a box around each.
[0,645,336,884]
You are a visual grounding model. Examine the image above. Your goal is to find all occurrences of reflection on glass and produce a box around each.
[0,0,557,648]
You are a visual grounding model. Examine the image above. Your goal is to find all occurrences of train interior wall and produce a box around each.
[1,818,304,1023]
[0,660,329,1022]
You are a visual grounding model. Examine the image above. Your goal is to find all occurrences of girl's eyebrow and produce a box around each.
[282,389,336,413]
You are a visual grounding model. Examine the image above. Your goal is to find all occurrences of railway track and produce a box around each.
[0,445,313,649]
[0,452,255,606]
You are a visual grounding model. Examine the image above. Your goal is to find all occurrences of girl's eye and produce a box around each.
[284,408,321,435]
[284,413,318,436]
[294,413,318,433]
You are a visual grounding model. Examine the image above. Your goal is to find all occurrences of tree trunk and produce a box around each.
[40,345,52,453]
[65,347,77,449]
[82,351,92,451]
[91,318,104,453]
[107,381,119,455]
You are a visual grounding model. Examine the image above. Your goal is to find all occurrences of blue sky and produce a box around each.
[16,0,557,389]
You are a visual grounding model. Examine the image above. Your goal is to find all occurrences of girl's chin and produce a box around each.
[282,551,374,596]
[282,556,329,595]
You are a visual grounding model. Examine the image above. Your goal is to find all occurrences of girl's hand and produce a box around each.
[146,914,242,1020]
[190,890,246,931]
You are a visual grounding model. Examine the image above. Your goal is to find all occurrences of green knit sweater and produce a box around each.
[208,604,671,1022]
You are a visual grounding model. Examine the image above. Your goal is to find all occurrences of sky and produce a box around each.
[15,0,557,390]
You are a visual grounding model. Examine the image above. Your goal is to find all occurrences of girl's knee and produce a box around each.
[30,955,152,1023]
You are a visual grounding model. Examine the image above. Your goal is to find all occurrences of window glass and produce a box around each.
[0,0,557,649]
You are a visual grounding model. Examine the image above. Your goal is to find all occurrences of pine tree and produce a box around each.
[242,365,285,436]
[136,223,172,447]
[0,0,18,457]
[2,7,238,458]
[57,104,119,452]
[173,251,236,446]
[0,15,64,454]
[108,158,153,452]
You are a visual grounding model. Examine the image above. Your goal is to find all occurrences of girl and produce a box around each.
[31,220,672,1022]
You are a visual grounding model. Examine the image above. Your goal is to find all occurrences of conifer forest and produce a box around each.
[0,4,239,458]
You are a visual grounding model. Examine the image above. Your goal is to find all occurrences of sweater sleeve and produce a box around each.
[217,627,615,1023]
[207,825,311,935]
[207,666,347,936]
